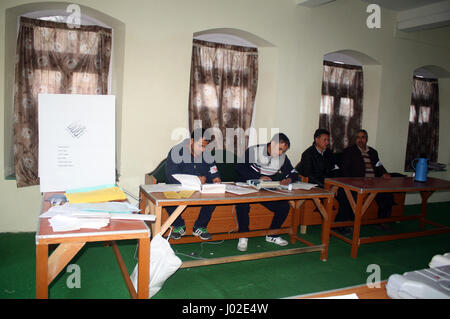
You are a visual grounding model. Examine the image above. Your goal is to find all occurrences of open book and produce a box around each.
[247,179,281,190]
[280,182,318,191]
[172,174,226,194]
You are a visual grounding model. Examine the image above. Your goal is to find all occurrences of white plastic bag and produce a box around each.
[130,233,182,298]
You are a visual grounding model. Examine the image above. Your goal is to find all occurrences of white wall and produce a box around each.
[1,0,449,232]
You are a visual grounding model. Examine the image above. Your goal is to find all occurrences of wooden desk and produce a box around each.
[36,193,151,299]
[325,177,450,258]
[140,185,334,263]
[296,281,389,299]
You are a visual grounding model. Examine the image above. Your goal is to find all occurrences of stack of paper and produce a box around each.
[288,182,318,190]
[49,214,110,232]
[200,183,226,194]
[142,184,183,193]
[225,185,259,195]
[41,202,140,218]
[43,201,155,232]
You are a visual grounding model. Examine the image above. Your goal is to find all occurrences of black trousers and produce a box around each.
[165,205,216,229]
[335,189,395,221]
[235,201,290,233]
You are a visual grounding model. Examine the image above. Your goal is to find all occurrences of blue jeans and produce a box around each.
[235,201,290,232]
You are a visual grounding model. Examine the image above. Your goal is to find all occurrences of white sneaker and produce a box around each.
[237,238,248,252]
[265,236,288,246]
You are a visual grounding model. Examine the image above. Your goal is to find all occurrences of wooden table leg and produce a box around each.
[419,191,433,229]
[289,200,304,244]
[47,242,85,285]
[137,237,150,299]
[312,197,331,261]
[36,244,49,299]
[323,196,333,261]
[159,205,187,236]
[350,193,364,258]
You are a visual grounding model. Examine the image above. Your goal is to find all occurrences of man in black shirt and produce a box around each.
[296,129,340,188]
[296,129,351,235]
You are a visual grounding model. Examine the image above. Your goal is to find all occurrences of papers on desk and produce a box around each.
[42,202,155,232]
[68,202,140,213]
[142,184,183,193]
[225,184,259,195]
[142,179,317,197]
[280,182,318,191]
[41,202,140,218]
[49,214,110,232]
[201,183,226,194]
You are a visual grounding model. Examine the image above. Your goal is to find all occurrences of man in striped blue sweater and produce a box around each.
[235,133,298,251]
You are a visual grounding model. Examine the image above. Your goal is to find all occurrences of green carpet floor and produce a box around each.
[1,202,449,299]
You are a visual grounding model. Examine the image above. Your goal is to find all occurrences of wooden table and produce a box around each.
[296,281,388,299]
[36,192,151,299]
[325,177,450,258]
[139,185,334,263]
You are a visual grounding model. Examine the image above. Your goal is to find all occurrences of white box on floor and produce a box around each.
[386,264,450,299]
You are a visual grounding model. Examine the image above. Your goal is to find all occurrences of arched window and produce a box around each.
[319,50,379,153]
[404,65,449,171]
[5,5,120,187]
[188,30,266,157]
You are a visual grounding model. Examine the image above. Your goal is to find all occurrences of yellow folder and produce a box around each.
[65,186,127,203]
[163,190,195,199]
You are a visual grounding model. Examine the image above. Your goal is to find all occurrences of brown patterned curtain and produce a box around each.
[404,77,439,171]
[188,39,258,157]
[13,17,112,187]
[319,61,363,153]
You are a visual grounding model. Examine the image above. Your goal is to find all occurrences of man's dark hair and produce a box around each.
[356,129,368,138]
[314,128,330,139]
[271,133,290,148]
[190,128,210,142]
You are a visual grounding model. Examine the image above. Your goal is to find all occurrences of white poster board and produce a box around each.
[38,94,116,192]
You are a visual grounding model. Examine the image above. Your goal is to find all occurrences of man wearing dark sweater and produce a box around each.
[340,129,395,227]
[296,129,353,234]
[165,128,221,240]
[296,128,340,188]
[235,133,298,251]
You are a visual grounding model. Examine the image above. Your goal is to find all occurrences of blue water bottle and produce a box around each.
[412,158,428,182]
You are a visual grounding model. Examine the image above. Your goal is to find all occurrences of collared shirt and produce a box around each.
[315,146,326,156]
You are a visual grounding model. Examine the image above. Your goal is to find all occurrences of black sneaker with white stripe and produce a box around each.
[193,227,212,240]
